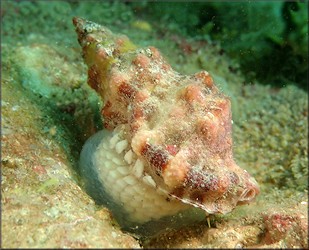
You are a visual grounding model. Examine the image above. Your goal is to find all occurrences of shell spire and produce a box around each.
[73,17,259,217]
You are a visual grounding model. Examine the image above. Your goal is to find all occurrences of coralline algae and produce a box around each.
[74,17,259,230]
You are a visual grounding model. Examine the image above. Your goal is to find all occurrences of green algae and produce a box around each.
[2,1,307,90]
[130,1,308,90]
[1,42,100,185]
[38,178,60,193]
[233,84,308,191]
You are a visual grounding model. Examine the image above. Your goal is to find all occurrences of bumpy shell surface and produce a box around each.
[73,17,259,221]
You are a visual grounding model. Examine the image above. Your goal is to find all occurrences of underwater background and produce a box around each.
[1,1,308,248]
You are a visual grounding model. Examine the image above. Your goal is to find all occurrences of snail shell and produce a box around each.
[74,17,259,232]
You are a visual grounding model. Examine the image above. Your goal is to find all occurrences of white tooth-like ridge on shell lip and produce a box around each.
[88,128,190,224]
[132,159,144,178]
[112,155,124,165]
[115,139,128,154]
[123,175,137,185]
[116,166,130,175]
[142,175,157,188]
[124,149,133,164]
[109,133,120,149]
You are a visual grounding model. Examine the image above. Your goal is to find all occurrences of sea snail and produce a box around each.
[74,17,260,231]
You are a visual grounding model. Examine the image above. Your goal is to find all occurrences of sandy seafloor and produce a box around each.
[1,1,308,248]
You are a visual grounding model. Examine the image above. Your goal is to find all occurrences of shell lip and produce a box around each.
[168,175,260,214]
